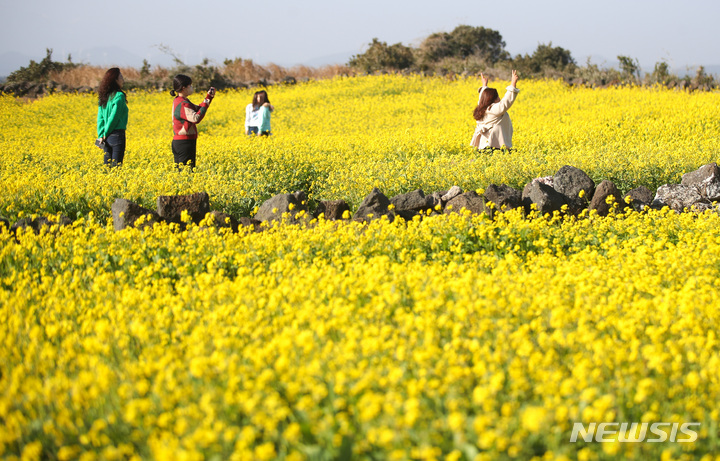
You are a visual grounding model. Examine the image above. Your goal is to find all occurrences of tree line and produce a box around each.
[2,26,717,96]
[347,25,717,90]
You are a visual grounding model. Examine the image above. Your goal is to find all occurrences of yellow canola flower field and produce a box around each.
[2,210,720,460]
[1,75,719,220]
[1,77,720,459]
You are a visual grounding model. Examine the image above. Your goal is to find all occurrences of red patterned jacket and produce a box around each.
[172,96,212,140]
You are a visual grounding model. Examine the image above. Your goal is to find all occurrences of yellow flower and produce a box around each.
[685,371,701,389]
[521,406,547,433]
[254,442,276,461]
[448,411,465,432]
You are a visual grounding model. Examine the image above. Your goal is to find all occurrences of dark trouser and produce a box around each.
[103,130,126,167]
[172,139,197,170]
[481,146,512,154]
[247,127,270,136]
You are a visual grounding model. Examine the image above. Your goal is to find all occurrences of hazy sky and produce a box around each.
[2,0,719,74]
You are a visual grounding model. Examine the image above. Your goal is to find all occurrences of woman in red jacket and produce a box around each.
[170,74,216,170]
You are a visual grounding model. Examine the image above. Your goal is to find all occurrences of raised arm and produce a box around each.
[180,101,208,124]
[484,70,519,114]
[179,89,215,124]
[477,73,490,104]
[510,69,519,89]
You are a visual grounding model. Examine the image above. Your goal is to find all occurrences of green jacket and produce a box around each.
[97,91,128,138]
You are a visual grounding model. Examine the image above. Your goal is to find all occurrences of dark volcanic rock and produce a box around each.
[624,186,654,211]
[203,211,238,232]
[444,191,486,216]
[553,165,595,214]
[314,200,350,220]
[522,180,568,215]
[483,184,523,217]
[11,215,73,234]
[157,192,210,225]
[112,199,161,231]
[681,163,720,186]
[255,192,308,223]
[390,189,440,220]
[353,188,395,223]
[238,217,262,232]
[588,180,626,216]
[651,184,704,212]
[681,163,720,202]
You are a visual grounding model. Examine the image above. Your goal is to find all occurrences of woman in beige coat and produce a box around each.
[470,70,520,150]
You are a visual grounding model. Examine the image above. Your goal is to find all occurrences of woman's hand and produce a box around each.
[480,73,489,87]
[511,70,519,87]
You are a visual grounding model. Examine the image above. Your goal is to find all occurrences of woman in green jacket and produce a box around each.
[97,68,128,167]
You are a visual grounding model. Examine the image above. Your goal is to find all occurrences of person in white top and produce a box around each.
[245,98,260,135]
[245,90,274,136]
[470,70,520,150]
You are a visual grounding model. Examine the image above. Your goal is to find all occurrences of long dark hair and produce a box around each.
[98,67,125,107]
[170,74,192,97]
[473,87,499,121]
[253,90,270,109]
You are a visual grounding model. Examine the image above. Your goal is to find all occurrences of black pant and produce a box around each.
[172,139,197,170]
[247,127,270,136]
[481,146,512,154]
[103,130,126,167]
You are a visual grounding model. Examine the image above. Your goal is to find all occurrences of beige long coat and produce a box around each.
[470,85,520,149]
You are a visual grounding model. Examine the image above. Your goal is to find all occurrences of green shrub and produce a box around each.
[416,25,509,70]
[513,43,576,77]
[348,38,415,73]
[6,48,78,83]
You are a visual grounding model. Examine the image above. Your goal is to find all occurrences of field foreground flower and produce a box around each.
[1,208,720,459]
